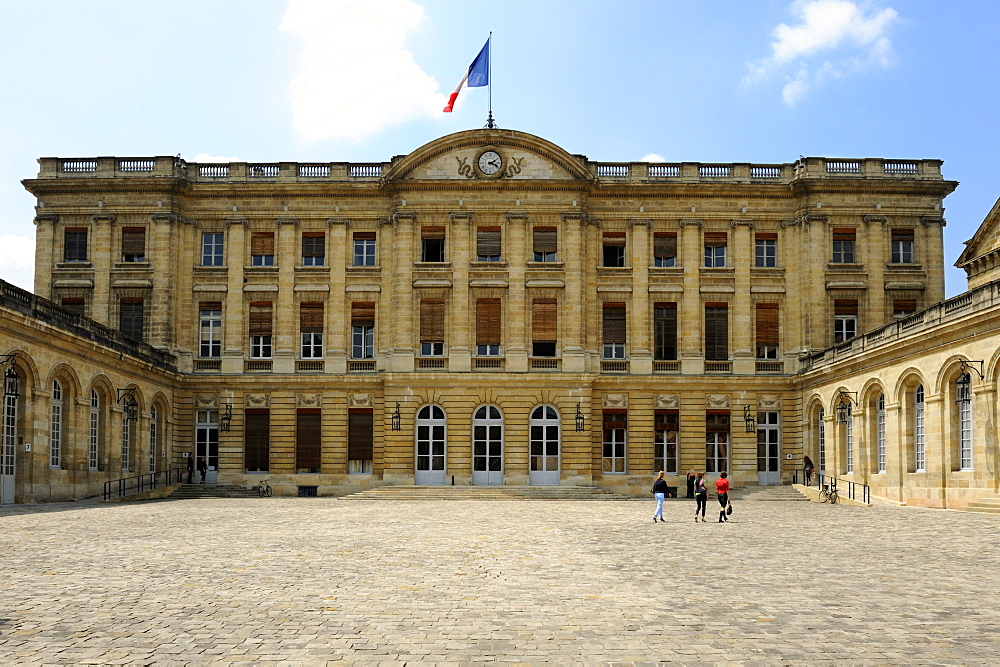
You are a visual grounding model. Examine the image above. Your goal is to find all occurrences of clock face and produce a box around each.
[478,150,502,175]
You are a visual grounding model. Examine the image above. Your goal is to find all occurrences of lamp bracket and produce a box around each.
[959,360,984,380]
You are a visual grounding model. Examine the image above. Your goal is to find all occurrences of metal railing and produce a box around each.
[791,468,870,504]
[103,467,185,501]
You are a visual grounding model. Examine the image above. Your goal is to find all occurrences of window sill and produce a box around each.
[527,261,564,269]
[347,265,381,272]
[826,263,864,270]
[700,266,735,273]
[114,261,151,269]
[295,265,331,272]
[244,265,279,272]
[471,261,508,268]
[884,263,923,271]
[194,265,228,271]
[57,262,92,269]
[414,262,452,269]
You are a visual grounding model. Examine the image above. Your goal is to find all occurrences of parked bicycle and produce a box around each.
[819,483,839,504]
[256,479,272,498]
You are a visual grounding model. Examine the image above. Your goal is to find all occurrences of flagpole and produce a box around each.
[486,32,494,129]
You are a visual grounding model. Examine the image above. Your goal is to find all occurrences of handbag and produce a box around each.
[726,503,733,516]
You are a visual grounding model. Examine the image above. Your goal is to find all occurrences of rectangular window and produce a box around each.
[832,229,856,263]
[891,229,914,264]
[476,298,501,356]
[421,226,446,262]
[532,227,557,262]
[199,301,222,358]
[704,232,727,268]
[302,233,325,266]
[893,299,917,320]
[353,232,377,266]
[653,232,677,267]
[653,302,678,360]
[755,303,779,359]
[602,302,626,359]
[296,409,321,473]
[351,301,375,359]
[476,226,502,262]
[834,299,858,344]
[654,410,679,474]
[914,388,925,472]
[877,396,886,474]
[119,299,144,341]
[349,410,374,474]
[300,302,324,358]
[64,228,88,262]
[754,233,777,268]
[251,232,275,266]
[61,298,85,316]
[704,303,728,361]
[420,298,445,356]
[959,392,973,470]
[531,298,557,357]
[121,228,146,262]
[245,409,270,472]
[202,232,224,266]
[706,411,730,473]
[249,302,273,358]
[602,232,626,267]
[602,411,627,473]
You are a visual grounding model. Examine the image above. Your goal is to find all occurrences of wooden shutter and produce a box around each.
[603,410,627,429]
[421,226,445,239]
[603,231,626,246]
[755,232,778,240]
[121,228,145,255]
[199,301,222,312]
[704,232,727,246]
[249,302,273,335]
[302,233,325,256]
[251,233,274,255]
[755,303,779,347]
[532,299,557,341]
[602,303,626,344]
[244,409,270,472]
[704,303,729,360]
[655,410,679,431]
[351,301,375,327]
[476,298,501,345]
[300,302,324,333]
[348,410,374,462]
[834,299,858,316]
[653,233,676,258]
[894,299,917,312]
[61,298,85,315]
[477,227,501,257]
[296,409,321,473]
[533,227,557,253]
[354,231,375,240]
[420,298,445,342]
[706,411,730,432]
[832,229,856,241]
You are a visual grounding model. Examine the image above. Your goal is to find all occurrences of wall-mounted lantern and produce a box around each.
[743,405,756,433]
[220,403,233,431]
[835,391,858,424]
[116,387,139,422]
[956,360,984,404]
[391,402,402,431]
[575,402,586,432]
[1,354,18,399]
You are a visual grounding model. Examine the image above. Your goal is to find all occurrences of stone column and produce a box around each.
[150,213,177,351]
[582,216,601,371]
[629,218,652,374]
[679,218,703,374]
[221,218,247,374]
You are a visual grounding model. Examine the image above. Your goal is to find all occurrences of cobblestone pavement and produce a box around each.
[0,494,998,665]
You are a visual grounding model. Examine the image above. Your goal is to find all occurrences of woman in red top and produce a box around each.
[715,471,730,523]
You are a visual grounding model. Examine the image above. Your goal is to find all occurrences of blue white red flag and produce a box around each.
[443,38,489,113]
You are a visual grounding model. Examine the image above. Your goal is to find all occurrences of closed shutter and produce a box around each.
[603,410,627,430]
[532,299,557,341]
[653,233,676,258]
[655,410,679,431]
[603,232,626,246]
[704,232,727,246]
[121,228,145,256]
[706,411,730,433]
[832,229,856,241]
[302,233,325,257]
[477,227,501,257]
[602,303,626,344]
[244,409,270,472]
[834,299,858,316]
[533,227,557,253]
[894,299,917,312]
[249,302,273,335]
[250,232,274,255]
[352,301,375,327]
[755,232,778,240]
[348,410,374,462]
[705,303,729,360]
[300,302,324,333]
[421,226,445,239]
[296,409,321,473]
[755,303,779,347]
[61,298,85,315]
[891,229,914,241]
[476,298,501,345]
[199,300,222,312]
[420,298,445,342]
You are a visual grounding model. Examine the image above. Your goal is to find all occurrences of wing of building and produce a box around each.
[3,127,996,508]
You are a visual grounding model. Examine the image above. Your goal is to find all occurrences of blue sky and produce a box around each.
[1,0,998,295]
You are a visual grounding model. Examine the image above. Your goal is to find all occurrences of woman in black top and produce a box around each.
[694,472,708,522]
[685,471,696,498]
[651,471,668,523]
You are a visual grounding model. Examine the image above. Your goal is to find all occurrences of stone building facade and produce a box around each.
[8,127,984,503]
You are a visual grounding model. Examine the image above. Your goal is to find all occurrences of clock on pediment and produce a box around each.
[477,149,503,177]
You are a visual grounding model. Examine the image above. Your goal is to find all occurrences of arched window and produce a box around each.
[472,405,503,485]
[957,373,973,470]
[89,390,100,471]
[122,400,132,472]
[50,380,63,469]
[876,394,886,473]
[2,371,19,498]
[149,405,158,473]
[817,407,826,475]
[914,385,925,472]
[529,405,560,485]
[844,404,853,474]
[415,405,446,484]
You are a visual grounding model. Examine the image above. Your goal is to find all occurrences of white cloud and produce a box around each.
[642,153,667,163]
[280,0,444,142]
[0,233,36,292]
[744,1,898,106]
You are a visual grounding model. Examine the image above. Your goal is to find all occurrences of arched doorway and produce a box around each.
[529,405,560,485]
[472,405,503,485]
[415,405,446,485]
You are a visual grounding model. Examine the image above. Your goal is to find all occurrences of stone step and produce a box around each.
[168,484,260,499]
[339,485,633,501]
[737,486,810,502]
[958,505,1000,514]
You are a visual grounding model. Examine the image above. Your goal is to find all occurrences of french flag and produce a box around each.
[443,38,489,113]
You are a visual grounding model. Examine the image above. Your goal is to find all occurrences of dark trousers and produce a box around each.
[695,495,707,517]
[186,468,194,484]
[686,479,695,498]
[718,492,729,519]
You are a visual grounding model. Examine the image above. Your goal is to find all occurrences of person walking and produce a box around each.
[716,471,731,522]
[651,471,668,522]
[197,456,208,484]
[685,470,696,499]
[803,455,815,487]
[186,453,195,484]
[693,472,708,522]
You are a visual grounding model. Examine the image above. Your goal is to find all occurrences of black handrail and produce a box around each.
[791,468,870,504]
[103,467,185,501]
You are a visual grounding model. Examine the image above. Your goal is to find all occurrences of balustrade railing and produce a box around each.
[596,164,629,177]
[704,360,732,373]
[61,159,96,172]
[298,165,330,177]
[194,359,221,372]
[199,164,230,178]
[750,165,781,178]
[296,360,324,372]
[245,360,272,372]
[348,360,377,372]
[474,357,505,370]
[249,164,280,178]
[350,164,382,178]
[699,165,731,178]
[118,159,155,172]
[530,358,560,371]
[647,164,679,178]
[884,161,918,174]
[653,360,680,373]
[825,160,861,173]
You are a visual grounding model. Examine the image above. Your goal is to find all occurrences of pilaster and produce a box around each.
[629,218,652,374]
[679,219,703,374]
[222,218,246,373]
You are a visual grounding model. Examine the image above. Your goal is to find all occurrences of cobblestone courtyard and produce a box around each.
[0,495,997,664]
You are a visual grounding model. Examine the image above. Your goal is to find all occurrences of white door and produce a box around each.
[195,410,220,484]
[415,405,446,485]
[472,405,503,485]
[529,405,560,485]
[757,411,780,485]
[1,393,16,504]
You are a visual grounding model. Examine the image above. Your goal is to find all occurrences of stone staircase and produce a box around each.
[167,483,261,500]
[339,485,633,501]
[957,497,1000,515]
[735,485,810,502]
